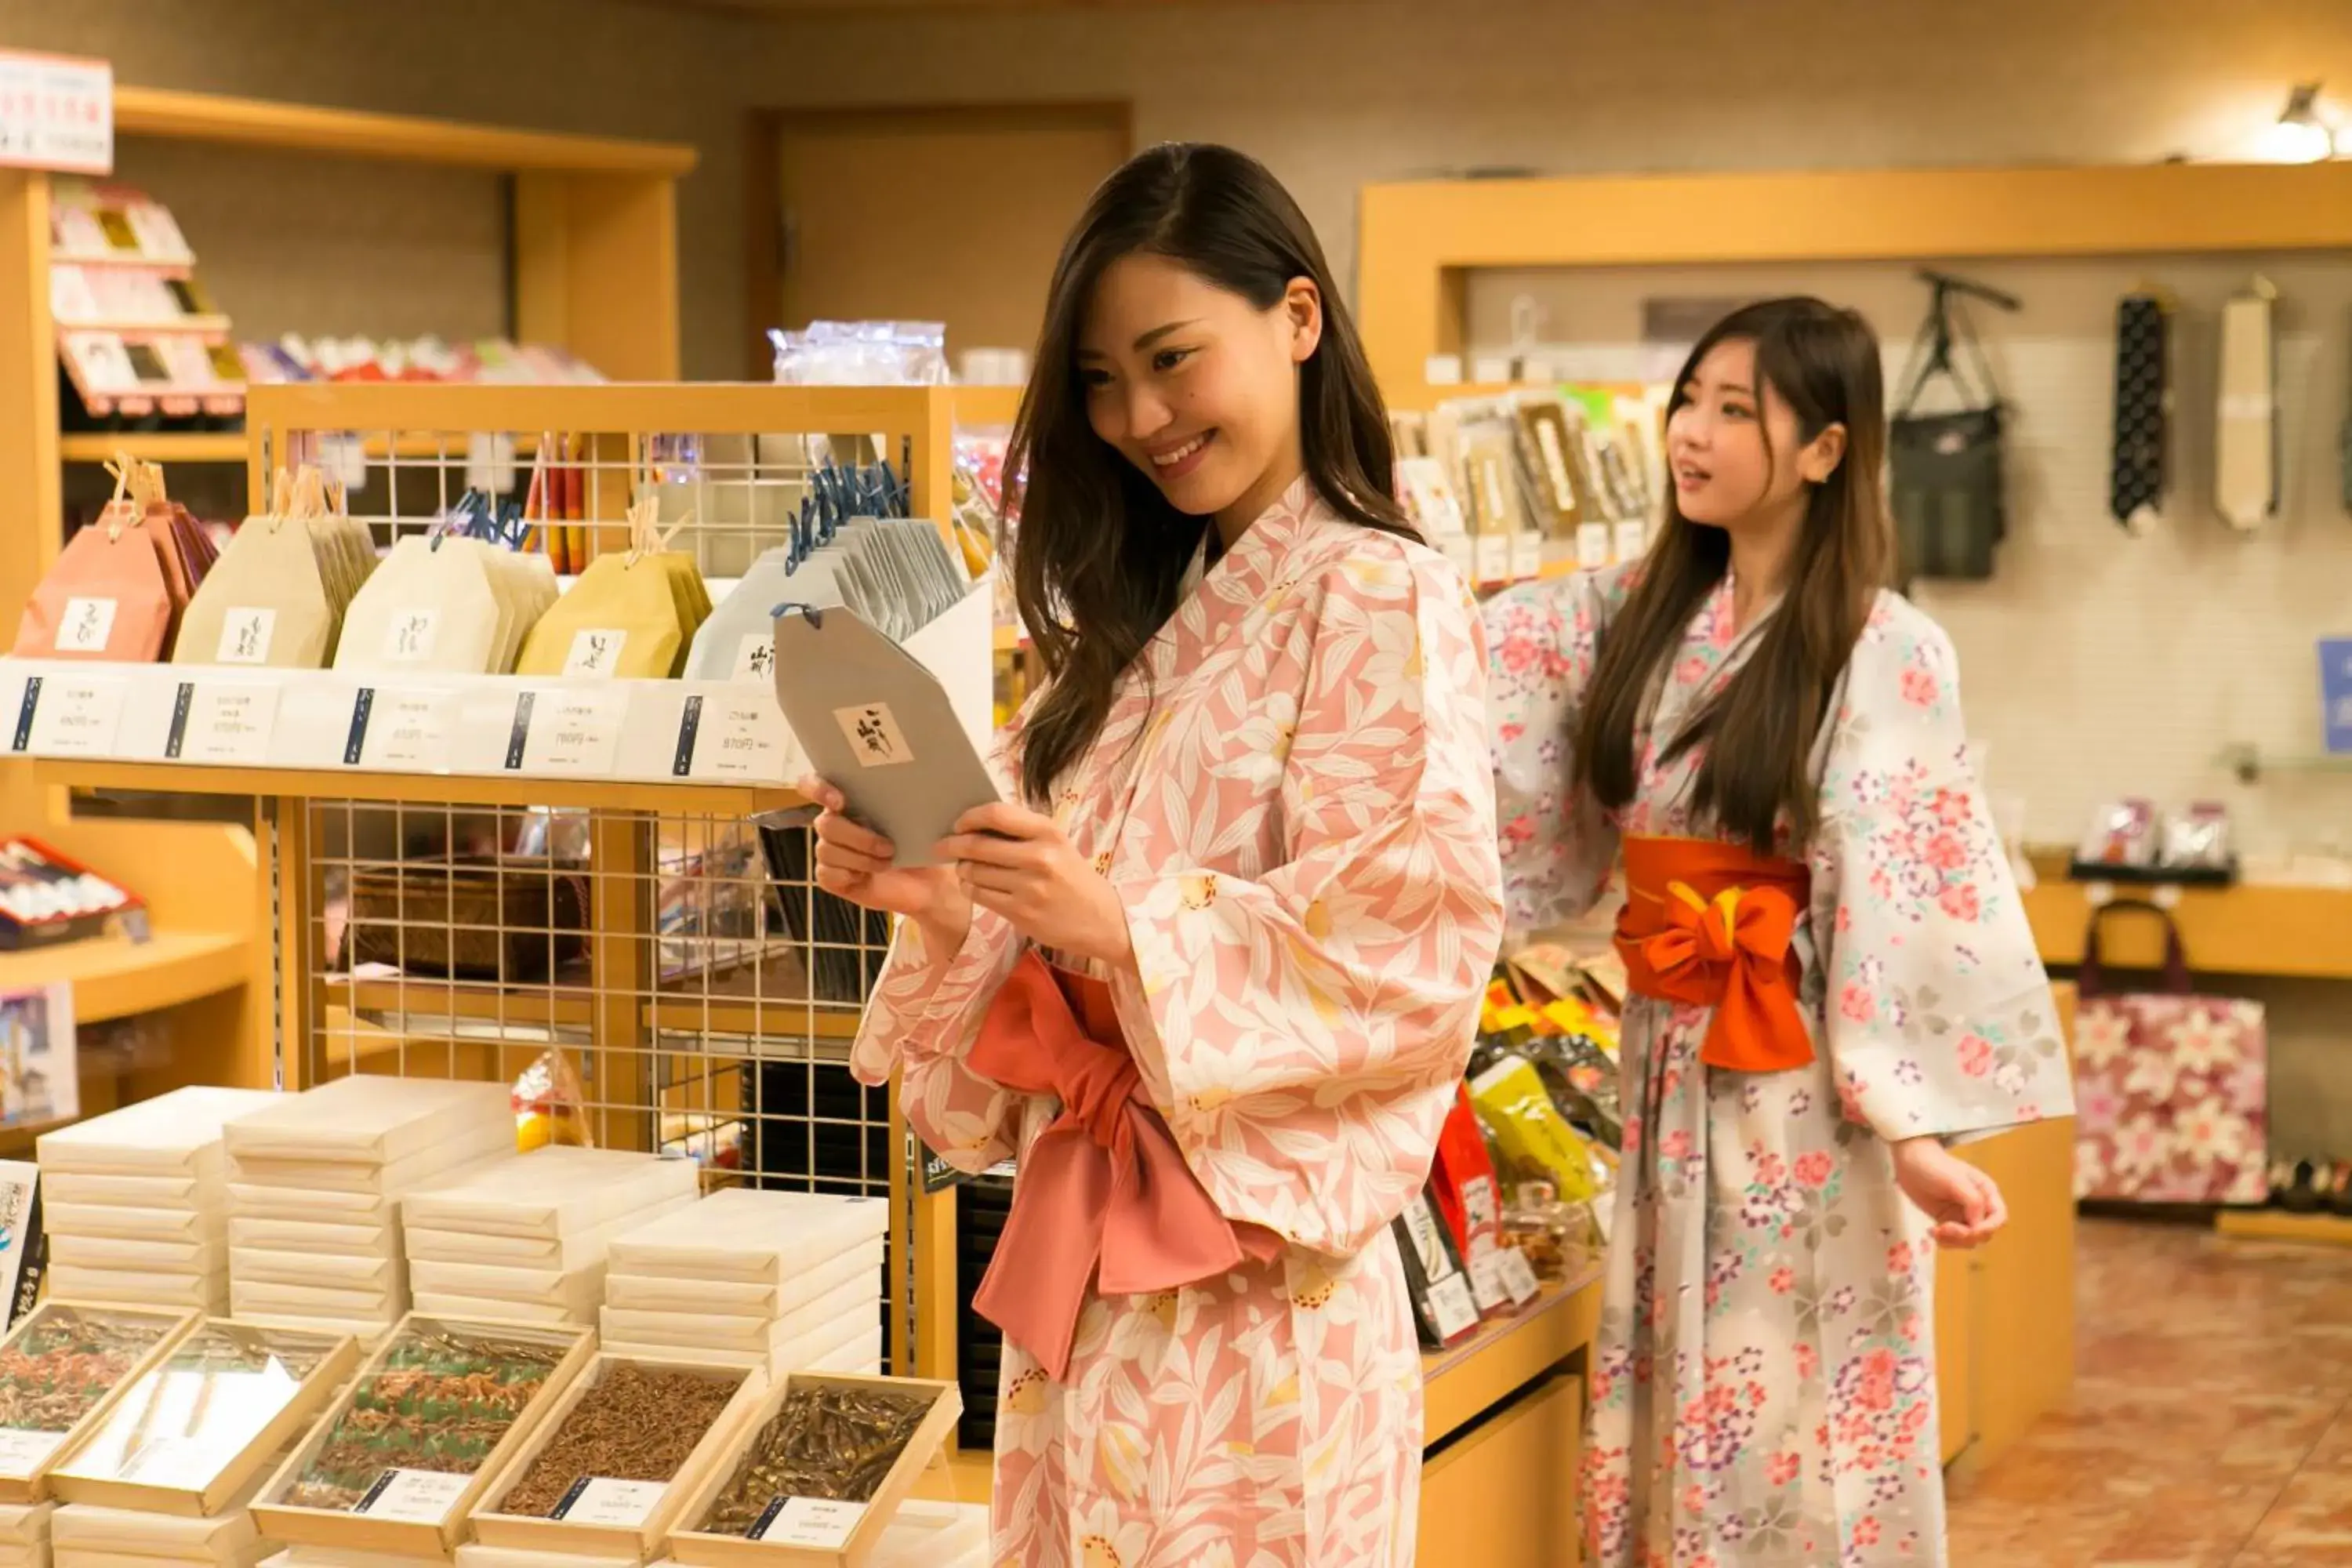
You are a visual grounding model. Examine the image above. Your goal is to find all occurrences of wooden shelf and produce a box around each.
[58,433,244,465]
[950,385,1023,427]
[113,85,697,176]
[2216,1210,2352,1247]
[1422,1267,1602,1446]
[30,760,807,817]
[2020,864,2352,981]
[0,927,249,1023]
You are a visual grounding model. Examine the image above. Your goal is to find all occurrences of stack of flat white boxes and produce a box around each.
[51,1503,267,1568]
[0,1506,49,1568]
[223,1076,514,1337]
[601,1188,887,1373]
[401,1148,700,1326]
[35,1087,279,1314]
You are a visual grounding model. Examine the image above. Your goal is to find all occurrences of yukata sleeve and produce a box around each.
[846,716,1030,1174]
[1107,550,1506,1258]
[1480,565,1633,938]
[1810,603,2075,1143]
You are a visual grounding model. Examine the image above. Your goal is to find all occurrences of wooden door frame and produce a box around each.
[742,101,1134,378]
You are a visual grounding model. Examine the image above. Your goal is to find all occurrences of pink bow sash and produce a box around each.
[966,953,1279,1381]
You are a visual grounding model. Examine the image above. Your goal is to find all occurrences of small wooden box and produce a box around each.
[470,1352,770,1563]
[0,1301,199,1504]
[48,1319,360,1516]
[666,1372,961,1568]
[250,1313,593,1557]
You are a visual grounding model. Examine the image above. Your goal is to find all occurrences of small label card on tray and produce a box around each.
[750,1496,868,1548]
[550,1475,668,1527]
[357,1467,470,1524]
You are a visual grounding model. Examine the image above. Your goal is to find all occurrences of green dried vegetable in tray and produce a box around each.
[499,1363,745,1518]
[0,1307,174,1435]
[700,1385,931,1537]
[280,1326,567,1512]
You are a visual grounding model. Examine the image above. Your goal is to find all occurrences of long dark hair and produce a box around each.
[1004,142,1412,804]
[1577,296,1893,853]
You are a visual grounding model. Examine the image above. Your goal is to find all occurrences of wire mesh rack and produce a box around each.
[212,381,975,1386]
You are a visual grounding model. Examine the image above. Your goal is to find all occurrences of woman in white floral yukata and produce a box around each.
[805,143,1503,1567]
[1484,297,2074,1568]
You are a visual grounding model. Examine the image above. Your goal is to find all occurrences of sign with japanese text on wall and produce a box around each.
[0,53,111,176]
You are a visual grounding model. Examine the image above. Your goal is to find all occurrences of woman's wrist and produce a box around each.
[912,892,974,966]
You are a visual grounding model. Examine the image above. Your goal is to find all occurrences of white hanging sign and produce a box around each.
[0,53,112,176]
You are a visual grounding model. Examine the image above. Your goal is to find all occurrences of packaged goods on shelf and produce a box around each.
[599,1191,885,1374]
[36,1090,279,1316]
[333,537,557,678]
[0,840,140,953]
[470,1354,764,1560]
[16,461,213,664]
[253,1317,589,1557]
[516,490,710,682]
[400,1149,699,1327]
[0,1303,195,1503]
[48,1320,356,1518]
[49,180,241,430]
[175,469,376,672]
[223,1079,515,1334]
[669,1374,960,1566]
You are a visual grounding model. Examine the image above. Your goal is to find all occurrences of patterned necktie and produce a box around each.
[2216,278,2280,535]
[2108,295,2168,532]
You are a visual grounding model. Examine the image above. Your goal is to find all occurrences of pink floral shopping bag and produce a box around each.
[2071,898,2268,1204]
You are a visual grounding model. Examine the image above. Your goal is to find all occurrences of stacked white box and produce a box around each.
[400,1147,699,1327]
[35,1088,281,1314]
[0,1503,54,1568]
[223,1077,514,1336]
[601,1189,887,1373]
[52,1497,268,1568]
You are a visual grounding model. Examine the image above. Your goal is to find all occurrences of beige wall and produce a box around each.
[0,0,758,378]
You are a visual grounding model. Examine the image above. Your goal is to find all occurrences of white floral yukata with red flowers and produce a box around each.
[1483,564,2073,1568]
[854,479,1504,1568]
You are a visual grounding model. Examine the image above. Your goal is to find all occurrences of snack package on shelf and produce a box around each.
[223,1079,515,1336]
[668,1373,961,1564]
[516,483,710,681]
[175,468,376,671]
[600,1189,887,1374]
[1392,1185,1481,1350]
[0,1302,196,1503]
[1501,1179,1603,1284]
[16,460,210,663]
[0,840,140,953]
[47,1321,358,1516]
[1468,1052,1612,1204]
[508,1051,592,1155]
[2074,797,2158,873]
[1430,1087,1541,1319]
[401,1148,698,1329]
[334,533,554,677]
[469,1353,765,1559]
[252,1316,590,1556]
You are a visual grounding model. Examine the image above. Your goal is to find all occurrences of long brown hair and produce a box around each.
[1578,297,1893,853]
[1004,142,1413,804]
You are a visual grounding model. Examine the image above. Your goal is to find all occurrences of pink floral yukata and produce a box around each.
[1483,564,2074,1568]
[851,479,1504,1568]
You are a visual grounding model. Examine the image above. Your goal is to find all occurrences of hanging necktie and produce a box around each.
[2216,277,2280,535]
[2107,294,2168,534]
[2339,310,2351,518]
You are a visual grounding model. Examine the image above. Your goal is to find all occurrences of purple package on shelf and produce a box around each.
[2321,638,2352,755]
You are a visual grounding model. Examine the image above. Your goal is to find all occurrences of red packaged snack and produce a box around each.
[1430,1083,1501,1265]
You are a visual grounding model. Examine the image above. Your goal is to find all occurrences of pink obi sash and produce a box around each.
[967,953,1280,1381]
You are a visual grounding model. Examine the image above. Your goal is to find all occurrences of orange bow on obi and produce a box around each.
[1612,835,1815,1074]
[966,953,1280,1381]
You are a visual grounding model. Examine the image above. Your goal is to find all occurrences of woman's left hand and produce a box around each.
[1891,1137,2008,1249]
[936,803,1133,967]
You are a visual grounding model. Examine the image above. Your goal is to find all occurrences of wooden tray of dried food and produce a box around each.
[251,1313,592,1556]
[49,1319,359,1515]
[664,1372,960,1568]
[0,1301,199,1504]
[470,1351,768,1563]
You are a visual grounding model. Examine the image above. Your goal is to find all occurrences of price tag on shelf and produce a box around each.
[1472,534,1512,586]
[751,1496,867,1548]
[1576,522,1613,572]
[550,1475,668,1527]
[510,688,626,778]
[1613,520,1650,565]
[1509,533,1544,582]
[673,691,786,782]
[0,1428,64,1476]
[1496,1246,1542,1306]
[25,673,126,757]
[358,1467,470,1525]
[1428,1275,1480,1343]
[1467,1249,1509,1315]
[364,687,459,772]
[0,52,112,176]
[165,680,280,765]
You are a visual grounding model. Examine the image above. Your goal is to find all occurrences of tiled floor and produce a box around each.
[1945,1217,2352,1566]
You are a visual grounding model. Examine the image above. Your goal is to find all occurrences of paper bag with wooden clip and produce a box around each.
[176,466,342,668]
[516,484,708,680]
[336,534,512,675]
[14,456,180,662]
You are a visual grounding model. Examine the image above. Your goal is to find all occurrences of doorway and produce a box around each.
[746,103,1131,378]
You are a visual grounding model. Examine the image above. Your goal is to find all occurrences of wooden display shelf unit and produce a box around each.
[2216,1210,2352,1248]
[31,760,806,818]
[2018,857,2352,982]
[0,927,248,1025]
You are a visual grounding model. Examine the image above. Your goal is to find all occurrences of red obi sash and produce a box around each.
[1612,835,1814,1074]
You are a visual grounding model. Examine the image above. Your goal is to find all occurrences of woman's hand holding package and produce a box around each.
[802,776,971,954]
[936,802,1134,967]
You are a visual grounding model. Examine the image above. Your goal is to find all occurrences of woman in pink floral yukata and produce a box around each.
[806,143,1503,1567]
[1484,298,2074,1568]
